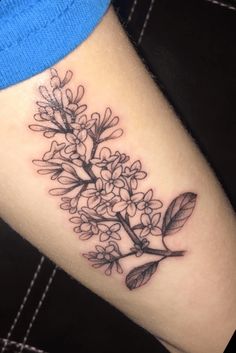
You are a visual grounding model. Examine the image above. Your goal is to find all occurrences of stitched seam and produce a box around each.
[127,0,138,23]
[0,338,48,353]
[1,257,45,353]
[204,0,236,11]
[0,0,44,26]
[18,266,57,353]
[138,0,156,45]
[0,0,75,52]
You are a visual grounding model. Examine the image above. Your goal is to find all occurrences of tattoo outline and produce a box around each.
[29,69,197,290]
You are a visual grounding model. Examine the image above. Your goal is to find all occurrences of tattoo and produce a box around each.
[29,69,197,290]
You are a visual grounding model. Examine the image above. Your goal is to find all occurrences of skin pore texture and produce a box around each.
[0,7,235,353]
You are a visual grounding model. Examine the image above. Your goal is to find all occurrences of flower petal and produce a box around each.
[144,189,153,202]
[102,192,114,201]
[95,245,105,253]
[137,201,145,210]
[105,183,114,193]
[96,203,107,214]
[120,188,130,201]
[81,223,91,232]
[141,214,150,226]
[80,232,92,240]
[100,233,110,242]
[127,203,136,217]
[112,166,122,179]
[86,119,96,129]
[100,147,111,159]
[101,169,111,181]
[111,232,121,240]
[76,142,86,155]
[82,189,96,197]
[65,144,75,154]
[131,192,143,203]
[112,201,127,213]
[113,179,125,188]
[66,133,76,144]
[78,115,87,125]
[149,200,163,209]
[96,178,103,191]
[77,129,87,141]
[135,171,147,179]
[151,227,162,236]
[88,195,100,208]
[105,245,115,253]
[110,223,121,232]
[98,224,108,231]
[140,227,150,237]
[152,213,161,226]
[70,217,81,224]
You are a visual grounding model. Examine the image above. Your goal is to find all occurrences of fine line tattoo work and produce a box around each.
[29,68,197,290]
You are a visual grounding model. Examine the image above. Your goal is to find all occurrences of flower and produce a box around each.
[81,178,114,207]
[101,166,125,192]
[65,130,87,155]
[90,147,117,168]
[140,213,162,237]
[70,114,96,132]
[60,195,80,214]
[112,189,143,217]
[96,195,121,216]
[137,189,162,214]
[43,141,65,161]
[70,213,99,239]
[83,242,123,275]
[123,161,147,189]
[98,223,121,241]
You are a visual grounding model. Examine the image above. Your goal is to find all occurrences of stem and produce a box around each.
[161,236,169,251]
[144,247,185,257]
[115,251,136,261]
[116,213,142,246]
[83,161,97,180]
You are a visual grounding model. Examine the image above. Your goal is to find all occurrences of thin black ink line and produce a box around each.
[0,338,48,353]
[18,266,57,353]
[1,256,45,353]
[204,0,236,11]
[127,0,138,23]
[138,0,156,45]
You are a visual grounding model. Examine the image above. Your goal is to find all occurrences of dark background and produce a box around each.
[0,1,235,352]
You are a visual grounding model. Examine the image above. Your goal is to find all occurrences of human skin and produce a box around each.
[0,7,235,353]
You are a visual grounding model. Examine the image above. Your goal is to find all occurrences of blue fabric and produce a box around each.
[0,0,111,89]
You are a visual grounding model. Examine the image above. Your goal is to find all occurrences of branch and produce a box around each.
[144,247,185,257]
[116,213,142,246]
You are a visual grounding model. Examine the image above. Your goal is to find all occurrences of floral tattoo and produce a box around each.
[29,69,197,290]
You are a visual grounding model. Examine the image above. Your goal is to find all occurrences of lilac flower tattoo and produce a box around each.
[29,68,197,290]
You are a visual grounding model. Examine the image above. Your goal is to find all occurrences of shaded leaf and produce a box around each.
[126,261,158,290]
[162,192,197,236]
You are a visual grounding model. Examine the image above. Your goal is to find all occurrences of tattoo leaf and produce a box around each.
[126,261,159,290]
[162,192,197,236]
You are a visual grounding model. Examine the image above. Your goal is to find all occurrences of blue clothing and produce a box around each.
[0,0,111,89]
